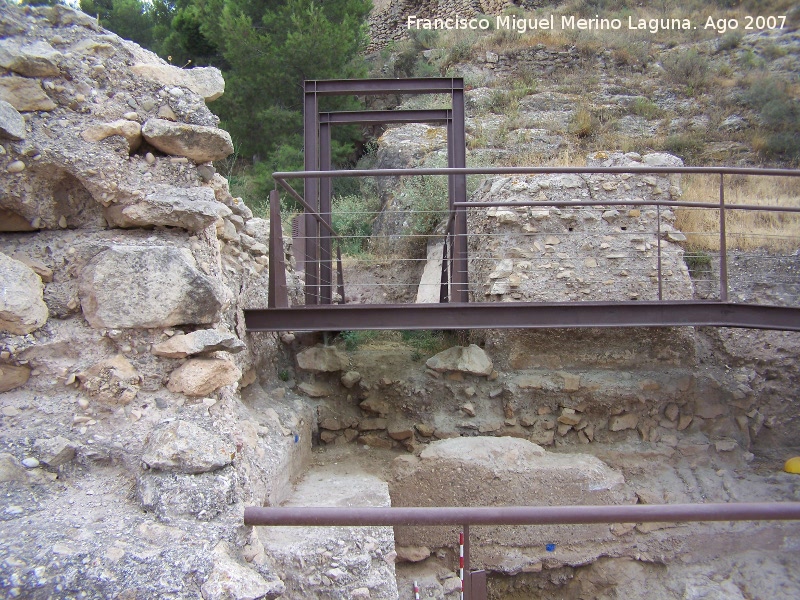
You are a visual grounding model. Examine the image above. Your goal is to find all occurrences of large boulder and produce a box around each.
[0,75,56,111]
[141,419,234,474]
[0,39,62,77]
[81,120,142,153]
[390,437,632,573]
[425,344,493,377]
[166,358,241,396]
[142,118,233,163]
[296,345,349,373]
[130,64,225,102]
[105,186,230,231]
[0,363,30,392]
[0,252,48,334]
[79,245,224,329]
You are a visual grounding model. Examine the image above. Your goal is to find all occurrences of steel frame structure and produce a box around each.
[258,158,800,331]
[302,78,469,306]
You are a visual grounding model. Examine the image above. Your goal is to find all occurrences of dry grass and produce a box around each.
[676,174,800,251]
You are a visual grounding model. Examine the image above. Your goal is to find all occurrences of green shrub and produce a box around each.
[662,49,709,89]
[684,249,712,273]
[742,76,800,160]
[629,97,662,119]
[568,107,599,138]
[662,134,704,162]
[716,31,743,52]
[332,194,379,255]
[400,330,452,355]
[338,330,379,351]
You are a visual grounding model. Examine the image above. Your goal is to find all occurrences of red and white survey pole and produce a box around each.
[413,580,420,600]
[459,531,465,600]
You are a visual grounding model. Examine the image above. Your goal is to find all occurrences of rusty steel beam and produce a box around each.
[305,78,464,95]
[244,302,800,332]
[319,109,452,125]
[244,502,800,527]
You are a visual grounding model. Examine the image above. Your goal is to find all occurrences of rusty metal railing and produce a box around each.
[245,502,800,600]
[251,165,800,332]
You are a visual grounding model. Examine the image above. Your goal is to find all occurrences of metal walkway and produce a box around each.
[244,78,800,334]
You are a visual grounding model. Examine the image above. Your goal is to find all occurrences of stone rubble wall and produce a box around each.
[0,5,340,599]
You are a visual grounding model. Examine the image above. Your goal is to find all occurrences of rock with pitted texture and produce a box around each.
[142,118,233,163]
[391,437,631,574]
[152,329,245,358]
[81,120,142,152]
[296,345,349,373]
[0,75,56,111]
[166,358,241,396]
[0,39,62,77]
[79,245,224,329]
[105,186,230,232]
[130,64,225,102]
[425,344,493,377]
[201,543,285,600]
[0,99,25,140]
[0,252,48,335]
[33,435,77,467]
[0,364,30,393]
[142,419,235,474]
[77,354,141,406]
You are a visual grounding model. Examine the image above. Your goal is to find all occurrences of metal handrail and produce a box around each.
[246,502,800,600]
[274,165,800,307]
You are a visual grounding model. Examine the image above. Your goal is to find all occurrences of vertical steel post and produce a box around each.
[268,190,289,309]
[304,83,319,305]
[440,239,450,303]
[452,82,469,302]
[336,243,345,304]
[319,121,333,304]
[462,524,471,599]
[657,204,663,301]
[719,173,728,302]
[446,116,455,302]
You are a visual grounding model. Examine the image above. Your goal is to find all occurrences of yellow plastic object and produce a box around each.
[785,457,800,474]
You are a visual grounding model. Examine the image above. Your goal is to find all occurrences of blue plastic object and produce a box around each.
[545,543,556,552]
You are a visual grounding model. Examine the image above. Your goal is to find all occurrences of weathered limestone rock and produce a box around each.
[0,252,48,334]
[391,437,630,572]
[0,40,62,77]
[0,75,56,111]
[0,452,27,483]
[201,543,284,600]
[341,370,362,388]
[105,186,230,232]
[142,420,234,474]
[0,99,26,140]
[609,413,639,431]
[426,344,493,377]
[33,435,77,467]
[10,253,52,282]
[79,245,224,329]
[142,118,233,162]
[298,381,332,397]
[152,329,245,358]
[81,119,142,152]
[166,358,241,397]
[138,467,237,521]
[296,345,349,373]
[0,364,31,392]
[396,546,431,563]
[77,354,141,406]
[131,64,225,102]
